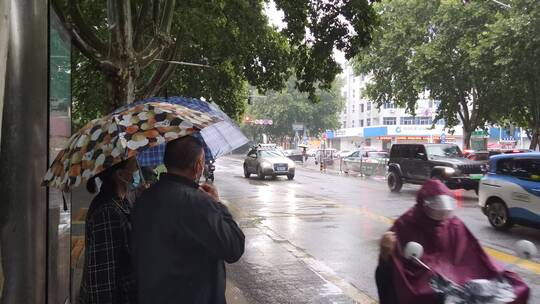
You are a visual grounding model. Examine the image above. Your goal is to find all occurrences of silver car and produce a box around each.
[243,148,296,180]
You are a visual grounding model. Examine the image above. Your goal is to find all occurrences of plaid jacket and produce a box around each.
[79,192,137,304]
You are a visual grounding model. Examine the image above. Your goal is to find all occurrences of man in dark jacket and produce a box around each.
[132,136,245,304]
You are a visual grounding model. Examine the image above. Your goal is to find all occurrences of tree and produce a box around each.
[355,0,501,148]
[54,0,378,123]
[245,77,344,144]
[479,0,540,150]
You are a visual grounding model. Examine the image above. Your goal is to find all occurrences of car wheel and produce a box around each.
[257,166,265,180]
[486,199,513,231]
[243,164,251,178]
[287,174,294,180]
[387,171,403,192]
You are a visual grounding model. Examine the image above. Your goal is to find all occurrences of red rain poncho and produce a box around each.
[389,179,529,303]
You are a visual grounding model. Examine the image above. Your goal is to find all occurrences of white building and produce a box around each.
[333,63,463,151]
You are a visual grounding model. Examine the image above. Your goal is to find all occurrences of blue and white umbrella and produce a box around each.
[130,96,249,166]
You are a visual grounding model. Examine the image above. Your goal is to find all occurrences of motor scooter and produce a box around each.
[204,160,215,182]
[403,240,537,304]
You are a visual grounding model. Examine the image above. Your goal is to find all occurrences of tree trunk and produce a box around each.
[529,128,540,151]
[462,129,472,150]
[106,67,137,109]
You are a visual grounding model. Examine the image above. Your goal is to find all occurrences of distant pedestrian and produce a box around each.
[132,136,245,304]
[79,158,139,304]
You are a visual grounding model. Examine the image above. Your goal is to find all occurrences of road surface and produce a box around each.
[216,156,540,303]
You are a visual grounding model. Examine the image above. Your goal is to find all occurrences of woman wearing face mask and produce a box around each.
[375,179,529,304]
[78,157,140,304]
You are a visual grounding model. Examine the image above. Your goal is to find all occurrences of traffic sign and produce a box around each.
[440,133,446,144]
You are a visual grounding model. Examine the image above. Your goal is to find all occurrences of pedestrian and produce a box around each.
[132,136,245,304]
[375,179,529,304]
[78,158,139,304]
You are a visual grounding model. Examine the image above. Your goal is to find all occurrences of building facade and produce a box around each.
[334,63,457,151]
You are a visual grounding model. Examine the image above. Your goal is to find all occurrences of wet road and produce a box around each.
[215,156,540,303]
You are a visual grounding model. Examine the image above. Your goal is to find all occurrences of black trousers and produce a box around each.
[375,262,399,304]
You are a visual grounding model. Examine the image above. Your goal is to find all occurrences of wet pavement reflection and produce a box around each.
[216,156,540,303]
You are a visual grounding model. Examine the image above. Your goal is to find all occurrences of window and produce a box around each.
[425,145,463,158]
[360,104,364,113]
[366,118,371,126]
[383,117,396,125]
[352,120,355,127]
[367,102,372,111]
[360,119,364,127]
[343,121,347,128]
[418,116,432,125]
[429,100,433,108]
[49,10,72,303]
[497,158,540,181]
[383,102,396,109]
[400,117,415,125]
[352,89,356,98]
[399,116,433,125]
[352,105,355,113]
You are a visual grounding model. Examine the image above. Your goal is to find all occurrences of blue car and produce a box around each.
[479,152,540,230]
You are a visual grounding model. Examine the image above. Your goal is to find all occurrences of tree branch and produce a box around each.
[159,0,176,33]
[133,0,152,49]
[69,0,108,57]
[138,36,182,98]
[109,0,134,59]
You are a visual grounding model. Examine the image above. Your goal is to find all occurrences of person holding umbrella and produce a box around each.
[78,157,140,304]
[131,136,245,304]
[42,97,249,303]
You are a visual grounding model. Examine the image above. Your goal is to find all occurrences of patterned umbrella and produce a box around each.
[42,101,221,191]
[134,97,248,167]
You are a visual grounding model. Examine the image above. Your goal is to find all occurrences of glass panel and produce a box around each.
[48,10,71,304]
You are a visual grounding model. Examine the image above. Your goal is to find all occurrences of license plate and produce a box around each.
[276,166,287,171]
[469,174,483,180]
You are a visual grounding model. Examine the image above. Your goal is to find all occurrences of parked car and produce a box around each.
[315,149,337,165]
[387,144,485,192]
[337,150,353,158]
[479,153,540,230]
[342,151,388,173]
[284,149,304,162]
[243,145,296,180]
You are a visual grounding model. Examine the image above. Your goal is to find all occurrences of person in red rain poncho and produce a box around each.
[375,179,529,304]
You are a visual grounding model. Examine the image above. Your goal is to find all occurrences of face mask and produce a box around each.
[120,169,141,190]
[423,194,456,221]
[131,170,141,189]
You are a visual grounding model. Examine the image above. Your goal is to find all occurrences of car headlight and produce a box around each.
[444,167,456,175]
[261,162,271,168]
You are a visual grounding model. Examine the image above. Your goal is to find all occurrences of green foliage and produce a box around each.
[246,77,344,142]
[477,0,540,148]
[354,0,503,147]
[64,0,378,127]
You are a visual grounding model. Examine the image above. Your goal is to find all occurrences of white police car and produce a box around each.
[479,152,540,230]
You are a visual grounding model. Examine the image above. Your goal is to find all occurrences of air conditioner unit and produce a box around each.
[390,109,396,114]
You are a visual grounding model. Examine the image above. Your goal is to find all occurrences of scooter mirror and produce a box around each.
[404,242,424,260]
[515,240,537,260]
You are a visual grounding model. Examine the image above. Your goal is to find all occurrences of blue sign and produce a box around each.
[395,127,402,133]
[325,130,334,139]
[364,126,388,137]
[440,133,446,144]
